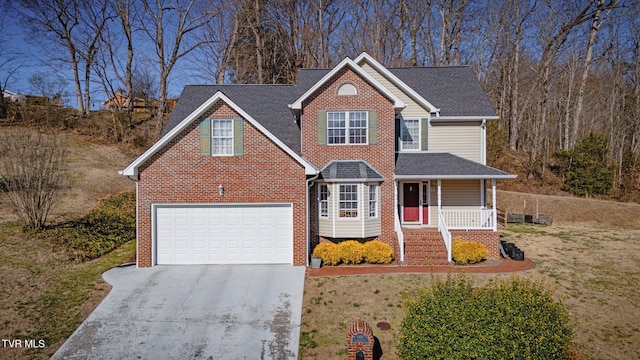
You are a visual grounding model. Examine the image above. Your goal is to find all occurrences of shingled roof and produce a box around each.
[163,59,497,155]
[320,160,384,182]
[395,153,515,179]
[163,84,303,154]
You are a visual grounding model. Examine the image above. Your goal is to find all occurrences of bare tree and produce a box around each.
[140,0,215,138]
[570,0,618,148]
[0,132,68,230]
[18,0,85,114]
[190,0,241,83]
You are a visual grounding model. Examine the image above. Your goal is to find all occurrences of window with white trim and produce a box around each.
[368,185,378,218]
[339,184,358,218]
[400,118,420,150]
[211,118,233,155]
[319,184,328,218]
[328,111,368,144]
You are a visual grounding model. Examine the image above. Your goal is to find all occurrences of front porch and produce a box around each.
[400,226,501,266]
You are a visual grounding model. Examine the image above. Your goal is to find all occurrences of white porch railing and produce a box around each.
[394,209,404,263]
[438,211,453,263]
[440,209,495,230]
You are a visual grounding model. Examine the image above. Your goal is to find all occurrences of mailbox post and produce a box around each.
[346,319,374,360]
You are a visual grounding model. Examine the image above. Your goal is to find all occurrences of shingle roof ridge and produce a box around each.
[387,65,471,69]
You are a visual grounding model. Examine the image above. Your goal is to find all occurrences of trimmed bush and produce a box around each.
[363,240,394,264]
[399,275,574,360]
[312,242,341,266]
[337,240,365,264]
[452,239,488,265]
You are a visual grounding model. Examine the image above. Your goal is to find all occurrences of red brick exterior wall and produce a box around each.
[451,230,501,259]
[301,67,397,253]
[136,101,308,267]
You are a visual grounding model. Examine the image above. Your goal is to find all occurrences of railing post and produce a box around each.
[492,179,497,231]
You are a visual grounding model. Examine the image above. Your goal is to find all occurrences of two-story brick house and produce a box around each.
[120,53,515,267]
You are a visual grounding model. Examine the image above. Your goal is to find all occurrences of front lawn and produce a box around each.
[300,223,640,359]
[0,224,135,359]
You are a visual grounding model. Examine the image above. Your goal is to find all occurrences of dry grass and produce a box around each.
[0,128,135,224]
[0,127,137,359]
[301,194,640,359]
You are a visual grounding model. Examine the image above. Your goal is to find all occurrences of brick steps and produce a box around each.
[402,229,450,266]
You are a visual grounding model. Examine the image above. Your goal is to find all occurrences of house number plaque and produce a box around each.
[351,333,370,343]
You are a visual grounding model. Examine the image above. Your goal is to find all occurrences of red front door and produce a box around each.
[403,183,420,222]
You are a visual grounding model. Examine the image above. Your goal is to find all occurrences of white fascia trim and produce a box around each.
[394,174,517,180]
[431,116,500,122]
[354,52,440,114]
[289,56,406,110]
[120,91,317,176]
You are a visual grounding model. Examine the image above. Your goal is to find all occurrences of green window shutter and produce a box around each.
[233,118,243,156]
[200,117,211,156]
[369,110,378,145]
[317,110,327,145]
[421,118,429,151]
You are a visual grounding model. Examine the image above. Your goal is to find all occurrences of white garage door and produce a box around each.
[155,204,293,265]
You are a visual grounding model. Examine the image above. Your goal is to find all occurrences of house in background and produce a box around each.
[2,89,26,103]
[120,53,515,268]
[103,90,178,114]
[103,90,149,113]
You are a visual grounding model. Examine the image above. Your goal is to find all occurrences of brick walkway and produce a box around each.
[306,258,536,277]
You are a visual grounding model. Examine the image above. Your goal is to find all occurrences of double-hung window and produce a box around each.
[328,111,368,145]
[400,118,420,150]
[319,184,328,218]
[368,185,378,218]
[339,184,358,218]
[211,118,233,155]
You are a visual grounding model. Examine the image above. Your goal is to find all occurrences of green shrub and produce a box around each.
[451,239,488,265]
[312,242,341,266]
[554,133,616,196]
[363,240,394,264]
[37,191,136,261]
[337,240,365,264]
[399,275,574,360]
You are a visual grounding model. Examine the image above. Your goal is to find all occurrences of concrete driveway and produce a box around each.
[52,265,305,360]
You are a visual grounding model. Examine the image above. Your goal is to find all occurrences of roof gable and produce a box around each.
[120,91,316,176]
[354,52,439,114]
[290,57,405,110]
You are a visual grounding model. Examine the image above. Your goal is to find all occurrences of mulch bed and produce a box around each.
[306,258,536,277]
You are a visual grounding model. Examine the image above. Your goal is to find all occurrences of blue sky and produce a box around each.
[1,4,194,110]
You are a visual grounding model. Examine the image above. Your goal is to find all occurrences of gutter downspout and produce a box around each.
[306,173,320,266]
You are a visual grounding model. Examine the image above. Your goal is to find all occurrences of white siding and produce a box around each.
[317,183,381,238]
[430,180,483,226]
[360,63,430,120]
[441,180,482,210]
[429,122,482,162]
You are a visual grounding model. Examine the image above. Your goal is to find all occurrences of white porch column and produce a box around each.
[437,179,442,213]
[492,179,497,231]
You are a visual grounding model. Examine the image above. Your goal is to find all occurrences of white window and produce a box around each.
[319,184,328,218]
[400,118,420,150]
[328,111,368,145]
[368,185,378,218]
[211,118,233,155]
[339,184,358,218]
